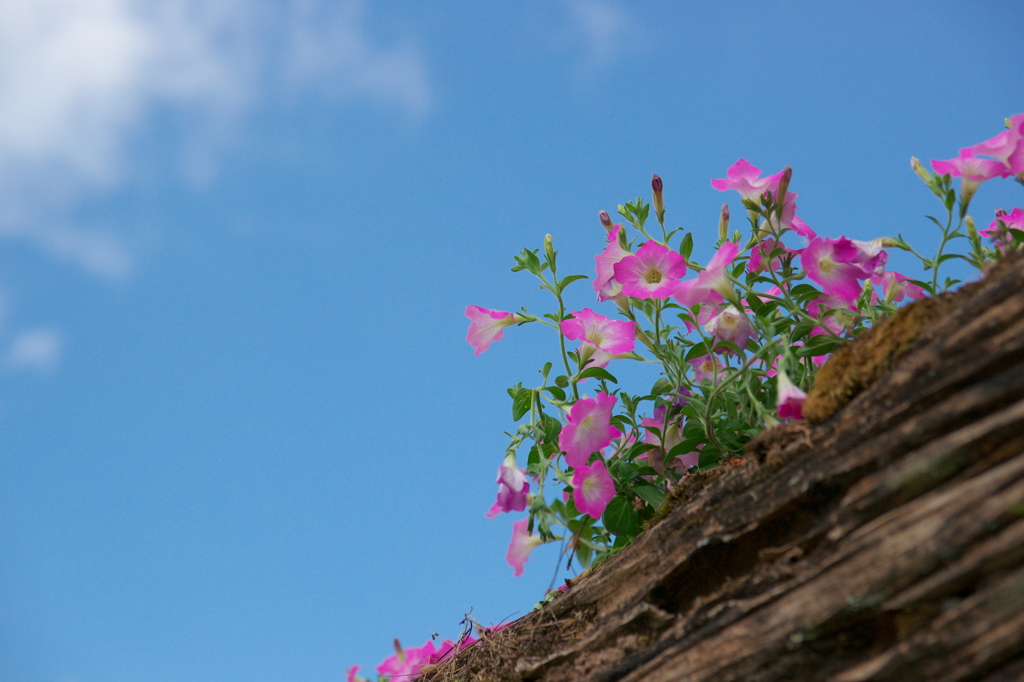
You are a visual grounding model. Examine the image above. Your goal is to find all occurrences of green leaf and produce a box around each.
[698,447,722,469]
[543,385,566,401]
[633,484,665,510]
[512,388,533,421]
[796,334,842,358]
[602,496,640,538]
[651,377,674,395]
[684,341,709,361]
[555,375,570,388]
[523,249,542,274]
[678,232,694,261]
[557,274,589,292]
[578,367,618,383]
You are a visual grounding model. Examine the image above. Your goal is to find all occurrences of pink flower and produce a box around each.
[711,159,786,201]
[346,666,367,682]
[748,238,783,274]
[640,405,691,473]
[776,371,807,420]
[507,518,543,577]
[465,306,523,356]
[559,392,621,468]
[801,237,871,304]
[871,271,926,304]
[691,354,723,384]
[613,241,686,299]
[932,151,1009,206]
[594,224,631,301]
[966,113,1024,175]
[673,241,741,307]
[575,343,617,373]
[572,458,616,518]
[704,304,754,354]
[790,216,817,240]
[850,238,889,276]
[982,207,1024,239]
[377,639,437,680]
[560,308,636,354]
[486,454,530,518]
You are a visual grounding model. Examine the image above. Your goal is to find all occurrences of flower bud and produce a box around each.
[996,207,1009,218]
[880,237,901,248]
[598,210,614,232]
[776,165,793,208]
[652,174,665,222]
[544,233,556,262]
[718,203,730,242]
[967,216,978,240]
[910,157,932,185]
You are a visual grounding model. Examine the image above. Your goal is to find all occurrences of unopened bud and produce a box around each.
[394,639,406,663]
[718,203,730,242]
[776,166,793,207]
[652,174,665,222]
[910,157,932,185]
[733,229,742,243]
[967,216,978,240]
[996,207,1008,218]
[598,210,614,231]
[880,237,901,248]
[544,233,555,262]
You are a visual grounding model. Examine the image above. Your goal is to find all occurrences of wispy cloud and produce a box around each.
[0,0,432,279]
[564,0,632,70]
[6,329,62,372]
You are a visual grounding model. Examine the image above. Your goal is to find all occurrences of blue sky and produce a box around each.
[1,1,1022,680]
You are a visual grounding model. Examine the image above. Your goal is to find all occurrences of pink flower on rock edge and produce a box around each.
[776,371,807,420]
[982,207,1024,239]
[507,518,544,577]
[594,224,632,301]
[376,639,437,680]
[558,392,622,468]
[465,306,524,356]
[572,458,616,518]
[560,308,636,354]
[485,454,530,518]
[673,241,740,308]
[711,159,786,201]
[800,237,872,304]
[613,241,686,299]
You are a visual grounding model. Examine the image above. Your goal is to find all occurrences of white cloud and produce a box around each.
[565,0,632,70]
[0,0,431,278]
[6,329,62,372]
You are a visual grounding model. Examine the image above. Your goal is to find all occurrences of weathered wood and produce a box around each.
[430,255,1024,681]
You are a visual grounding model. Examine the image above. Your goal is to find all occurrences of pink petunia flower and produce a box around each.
[776,371,807,420]
[801,237,872,304]
[346,666,367,682]
[641,405,694,473]
[465,306,525,356]
[981,207,1024,239]
[931,151,1009,206]
[691,354,724,384]
[711,159,786,201]
[789,216,817,241]
[966,113,1024,175]
[572,458,616,518]
[560,308,636,354]
[485,454,530,518]
[613,241,686,299]
[507,518,544,577]
[594,224,632,301]
[871,271,926,305]
[850,238,889,276]
[704,304,754,355]
[673,241,741,307]
[559,392,621,468]
[377,639,437,680]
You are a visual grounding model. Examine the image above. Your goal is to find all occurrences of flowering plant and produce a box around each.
[347,114,1023,680]
[469,114,1024,578]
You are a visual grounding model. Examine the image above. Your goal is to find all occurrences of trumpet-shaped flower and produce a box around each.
[691,354,724,384]
[871,271,926,304]
[801,237,871,304]
[561,308,636,354]
[465,306,523,356]
[982,207,1024,239]
[486,454,530,518]
[966,113,1024,175]
[559,392,621,468]
[572,458,616,518]
[711,159,786,201]
[594,224,631,301]
[932,152,1009,206]
[613,241,686,299]
[673,241,740,307]
[850,238,889,276]
[507,518,543,577]
[376,639,437,680]
[789,216,817,241]
[704,304,754,354]
[776,371,807,420]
